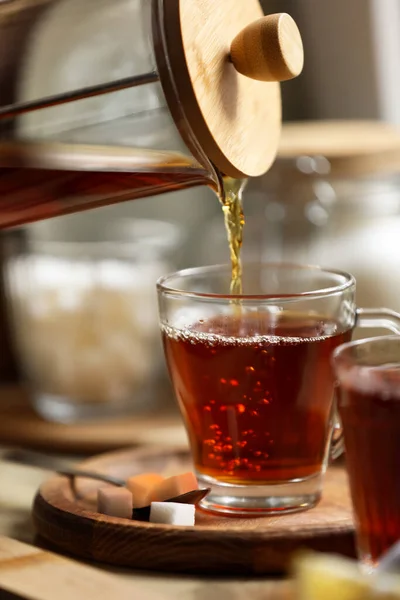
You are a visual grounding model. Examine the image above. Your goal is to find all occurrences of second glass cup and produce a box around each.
[333,336,400,572]
[157,263,400,516]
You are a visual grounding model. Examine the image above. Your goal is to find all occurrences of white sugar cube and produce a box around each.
[97,487,133,519]
[150,502,196,527]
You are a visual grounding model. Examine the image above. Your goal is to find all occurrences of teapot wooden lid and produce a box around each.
[155,1,304,179]
[278,120,400,177]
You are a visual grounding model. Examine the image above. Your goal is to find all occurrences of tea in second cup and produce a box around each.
[334,336,400,571]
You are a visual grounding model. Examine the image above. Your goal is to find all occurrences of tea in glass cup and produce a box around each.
[334,336,400,571]
[158,264,400,515]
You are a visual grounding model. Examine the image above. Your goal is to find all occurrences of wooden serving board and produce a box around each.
[33,446,356,575]
[0,535,163,600]
[0,387,187,454]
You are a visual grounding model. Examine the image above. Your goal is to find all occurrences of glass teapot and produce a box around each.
[0,0,303,228]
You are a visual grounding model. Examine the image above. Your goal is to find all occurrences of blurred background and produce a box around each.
[1,0,400,438]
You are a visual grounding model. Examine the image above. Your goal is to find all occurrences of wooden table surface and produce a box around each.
[0,448,294,600]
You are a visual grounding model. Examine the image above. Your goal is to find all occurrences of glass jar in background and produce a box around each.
[3,217,183,423]
[242,121,400,317]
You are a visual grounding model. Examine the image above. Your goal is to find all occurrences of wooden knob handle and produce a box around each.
[230,13,304,82]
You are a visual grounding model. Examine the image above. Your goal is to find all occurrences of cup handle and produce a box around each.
[331,307,400,461]
[356,307,400,334]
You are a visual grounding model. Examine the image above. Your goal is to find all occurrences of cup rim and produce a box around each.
[333,334,400,368]
[157,262,355,302]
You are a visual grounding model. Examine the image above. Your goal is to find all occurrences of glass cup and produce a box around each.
[157,263,400,516]
[333,336,400,571]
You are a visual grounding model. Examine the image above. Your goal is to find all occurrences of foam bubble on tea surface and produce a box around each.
[126,473,165,508]
[97,487,133,519]
[147,472,198,503]
[150,502,195,527]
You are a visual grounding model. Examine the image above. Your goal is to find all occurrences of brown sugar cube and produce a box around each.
[126,473,165,508]
[146,472,198,504]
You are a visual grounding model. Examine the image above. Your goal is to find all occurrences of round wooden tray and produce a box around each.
[0,387,187,454]
[33,446,356,575]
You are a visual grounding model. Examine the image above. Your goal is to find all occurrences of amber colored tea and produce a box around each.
[163,312,352,484]
[0,148,215,229]
[221,178,245,295]
[338,366,400,565]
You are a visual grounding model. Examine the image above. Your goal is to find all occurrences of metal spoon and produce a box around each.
[57,466,210,521]
[376,541,400,574]
[5,451,210,521]
[57,467,126,487]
